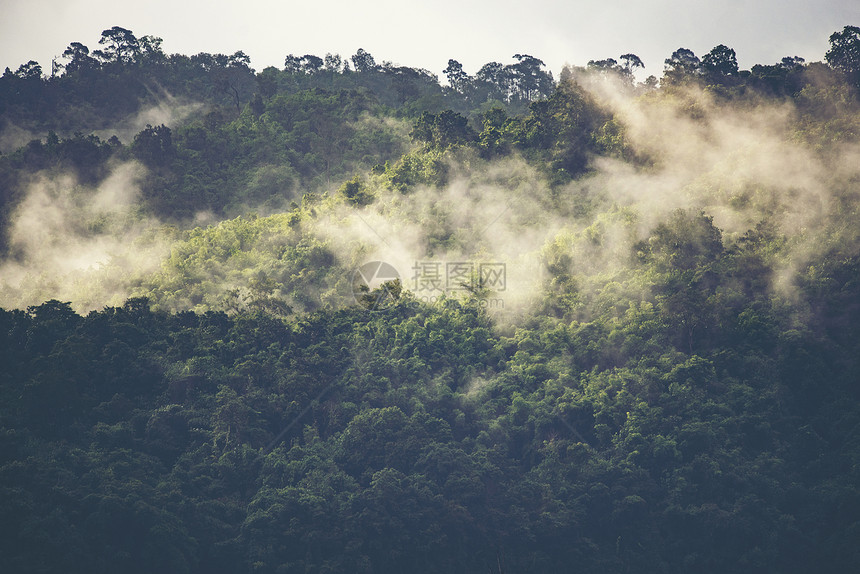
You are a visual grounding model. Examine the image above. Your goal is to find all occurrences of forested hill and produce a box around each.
[0,24,859,573]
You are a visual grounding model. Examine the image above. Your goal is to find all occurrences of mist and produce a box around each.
[0,161,171,312]
[301,74,859,323]
[1,67,858,323]
[93,88,203,145]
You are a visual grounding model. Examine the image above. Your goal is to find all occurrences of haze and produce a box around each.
[2,0,858,80]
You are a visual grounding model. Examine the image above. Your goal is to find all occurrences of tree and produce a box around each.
[443,59,471,94]
[386,65,424,102]
[475,61,510,102]
[227,50,251,69]
[508,54,554,102]
[138,35,166,65]
[780,56,805,70]
[750,56,807,95]
[351,48,377,73]
[339,175,372,205]
[13,61,42,80]
[94,26,140,64]
[513,77,602,177]
[587,58,620,74]
[663,48,701,85]
[410,110,476,149]
[587,57,642,85]
[640,210,724,353]
[324,53,344,73]
[825,25,860,85]
[62,42,98,73]
[620,53,644,75]
[589,53,645,85]
[284,54,302,74]
[214,51,254,111]
[702,44,739,79]
[645,209,723,273]
[256,66,279,98]
[285,54,323,75]
[478,107,515,157]
[300,54,324,74]
[133,124,174,166]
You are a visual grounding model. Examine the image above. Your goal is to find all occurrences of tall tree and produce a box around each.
[702,44,739,79]
[587,57,640,85]
[300,55,324,74]
[443,59,471,94]
[475,61,510,101]
[351,48,377,73]
[508,54,554,102]
[387,66,423,102]
[132,124,174,167]
[284,54,302,74]
[663,48,701,85]
[620,53,644,75]
[324,53,344,73]
[587,58,620,74]
[214,51,254,111]
[62,42,98,73]
[138,35,166,65]
[825,25,860,85]
[94,26,140,65]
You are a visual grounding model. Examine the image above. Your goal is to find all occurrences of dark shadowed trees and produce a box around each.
[826,25,860,86]
[94,26,141,65]
[702,44,739,80]
[62,42,98,73]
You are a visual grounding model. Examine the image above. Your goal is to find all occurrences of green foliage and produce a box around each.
[477,106,518,157]
[517,78,606,180]
[339,174,373,205]
[2,24,860,574]
[410,109,476,149]
[132,123,174,167]
[382,148,450,192]
[663,47,703,85]
[826,25,860,86]
[136,212,339,314]
[702,44,740,80]
[2,216,859,571]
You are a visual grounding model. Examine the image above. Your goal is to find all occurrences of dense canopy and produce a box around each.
[1,24,859,574]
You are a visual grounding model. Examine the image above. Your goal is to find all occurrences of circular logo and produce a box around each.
[352,261,401,311]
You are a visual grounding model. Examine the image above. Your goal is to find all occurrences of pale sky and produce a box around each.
[2,1,858,81]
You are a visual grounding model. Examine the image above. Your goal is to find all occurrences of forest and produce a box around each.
[0,23,859,573]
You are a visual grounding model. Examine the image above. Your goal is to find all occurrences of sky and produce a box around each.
[1,0,859,81]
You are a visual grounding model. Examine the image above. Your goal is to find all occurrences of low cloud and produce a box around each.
[3,72,858,318]
[0,161,170,312]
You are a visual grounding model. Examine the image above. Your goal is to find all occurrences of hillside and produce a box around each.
[0,25,859,573]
